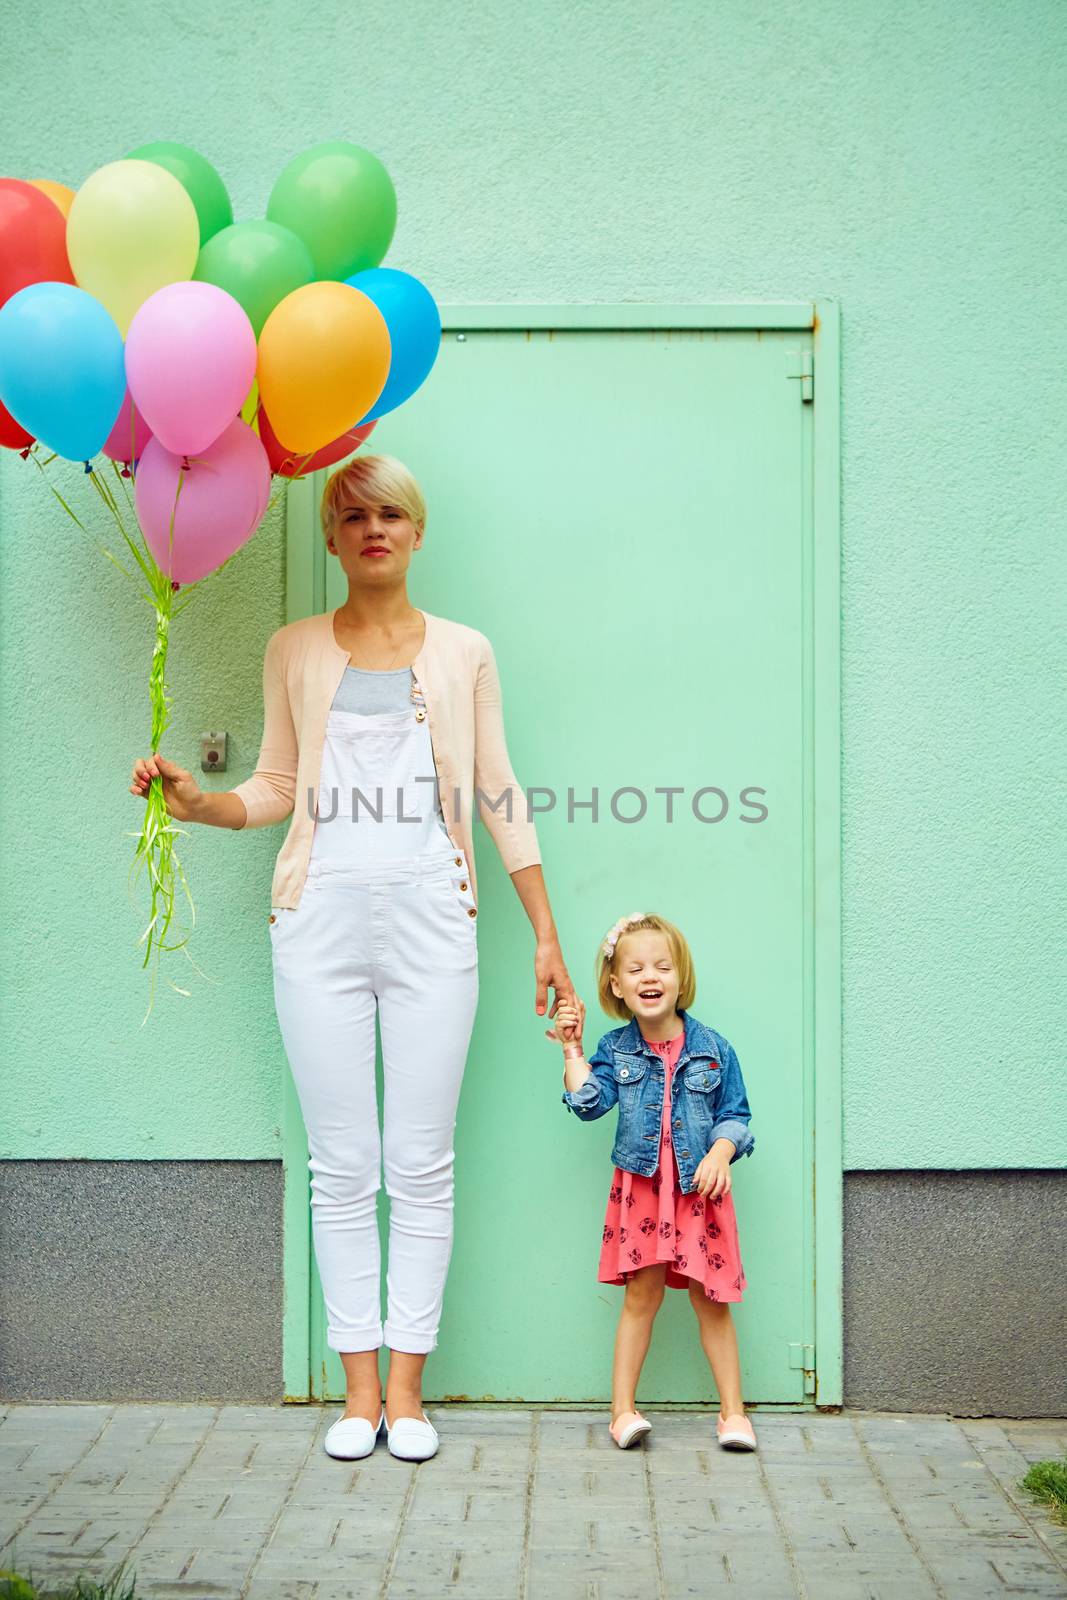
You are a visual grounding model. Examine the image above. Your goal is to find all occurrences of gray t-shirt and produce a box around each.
[331,665,415,715]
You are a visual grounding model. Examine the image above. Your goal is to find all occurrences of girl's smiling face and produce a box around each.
[609,930,681,1026]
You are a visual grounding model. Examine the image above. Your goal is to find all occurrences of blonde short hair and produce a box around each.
[319,454,427,540]
[596,913,697,1021]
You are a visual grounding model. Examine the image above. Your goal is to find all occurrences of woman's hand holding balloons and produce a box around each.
[130,752,203,823]
[0,138,439,1007]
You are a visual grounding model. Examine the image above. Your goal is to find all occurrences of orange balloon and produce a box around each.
[28,178,75,218]
[257,281,390,456]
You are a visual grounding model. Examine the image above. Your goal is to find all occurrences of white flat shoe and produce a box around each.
[386,1411,439,1461]
[324,1408,385,1460]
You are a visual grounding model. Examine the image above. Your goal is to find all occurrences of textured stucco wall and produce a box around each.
[0,1162,283,1401]
[0,0,1063,1168]
[844,1172,1067,1416]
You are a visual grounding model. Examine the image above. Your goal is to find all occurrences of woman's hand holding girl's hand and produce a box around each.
[129,753,203,823]
[552,1001,593,1095]
[693,1140,736,1199]
[534,938,585,1036]
[545,1000,583,1051]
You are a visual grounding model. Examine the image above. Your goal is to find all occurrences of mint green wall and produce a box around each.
[1,1,1062,1169]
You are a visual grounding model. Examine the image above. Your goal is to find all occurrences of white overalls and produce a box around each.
[269,668,480,1354]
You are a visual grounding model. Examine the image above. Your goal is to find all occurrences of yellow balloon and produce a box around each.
[28,179,75,218]
[258,282,390,456]
[67,159,199,335]
[240,377,260,429]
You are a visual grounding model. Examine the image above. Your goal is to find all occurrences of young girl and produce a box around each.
[549,911,757,1451]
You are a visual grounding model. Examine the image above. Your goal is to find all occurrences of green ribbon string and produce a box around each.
[30,447,218,1020]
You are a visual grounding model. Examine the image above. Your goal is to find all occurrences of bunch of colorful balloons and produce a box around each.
[0,142,441,1013]
[0,140,441,584]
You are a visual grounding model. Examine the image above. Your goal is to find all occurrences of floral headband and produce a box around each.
[602,912,648,961]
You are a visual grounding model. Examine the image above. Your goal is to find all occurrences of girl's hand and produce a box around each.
[129,752,203,823]
[693,1142,734,1199]
[545,1001,583,1050]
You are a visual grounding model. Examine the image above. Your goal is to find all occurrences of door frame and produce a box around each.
[280,302,843,1406]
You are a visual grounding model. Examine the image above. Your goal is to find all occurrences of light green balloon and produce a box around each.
[194,220,315,337]
[267,141,397,281]
[126,141,232,246]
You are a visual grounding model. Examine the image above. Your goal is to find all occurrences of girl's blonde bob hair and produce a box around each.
[319,453,427,540]
[596,913,696,1021]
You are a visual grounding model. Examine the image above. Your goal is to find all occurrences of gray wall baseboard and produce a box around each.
[0,1161,284,1403]
[4,1162,1064,1413]
[844,1170,1067,1417]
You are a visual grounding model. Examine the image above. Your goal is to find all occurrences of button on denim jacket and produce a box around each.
[560,1008,755,1195]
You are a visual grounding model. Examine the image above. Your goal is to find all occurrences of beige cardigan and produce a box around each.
[232,607,542,910]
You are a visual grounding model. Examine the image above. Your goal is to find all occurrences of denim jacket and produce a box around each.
[560,1008,754,1195]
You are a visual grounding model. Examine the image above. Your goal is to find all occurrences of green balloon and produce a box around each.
[267,141,397,281]
[194,220,315,337]
[126,140,232,246]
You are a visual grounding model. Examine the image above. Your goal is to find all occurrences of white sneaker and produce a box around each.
[324,1408,385,1460]
[386,1410,440,1461]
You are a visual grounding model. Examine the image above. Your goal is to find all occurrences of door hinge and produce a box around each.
[788,1342,816,1395]
[787,350,814,403]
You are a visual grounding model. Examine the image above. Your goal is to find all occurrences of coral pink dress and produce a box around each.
[597,1030,747,1301]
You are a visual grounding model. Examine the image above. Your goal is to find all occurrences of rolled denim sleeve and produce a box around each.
[709,1041,755,1161]
[561,1035,619,1122]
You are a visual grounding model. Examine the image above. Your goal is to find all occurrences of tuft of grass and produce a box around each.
[0,1563,140,1599]
[1021,1455,1067,1526]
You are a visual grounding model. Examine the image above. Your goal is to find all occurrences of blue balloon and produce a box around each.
[0,282,125,462]
[345,268,442,424]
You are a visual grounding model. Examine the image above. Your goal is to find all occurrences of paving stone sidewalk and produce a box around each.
[1,1405,1065,1600]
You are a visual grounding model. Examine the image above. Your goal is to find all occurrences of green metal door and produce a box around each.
[281,305,842,1407]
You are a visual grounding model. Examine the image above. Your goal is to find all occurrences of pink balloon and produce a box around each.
[135,418,270,584]
[125,281,256,456]
[102,388,153,465]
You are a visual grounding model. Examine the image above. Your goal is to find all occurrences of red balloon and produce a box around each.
[0,178,74,307]
[0,398,34,451]
[258,404,377,478]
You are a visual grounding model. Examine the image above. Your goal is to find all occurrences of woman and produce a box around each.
[130,454,583,1461]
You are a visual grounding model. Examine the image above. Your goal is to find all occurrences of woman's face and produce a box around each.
[328,499,422,585]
